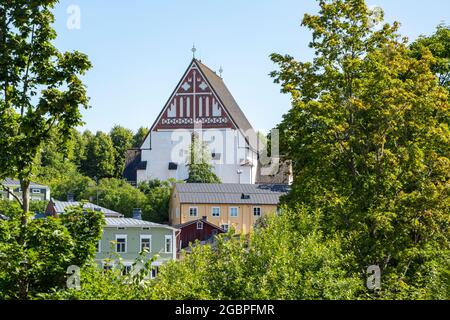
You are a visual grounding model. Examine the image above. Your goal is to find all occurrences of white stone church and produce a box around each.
[124,58,291,185]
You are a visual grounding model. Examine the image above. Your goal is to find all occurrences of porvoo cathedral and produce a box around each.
[124,56,292,185]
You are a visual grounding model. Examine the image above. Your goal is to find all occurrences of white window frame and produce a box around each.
[140,235,152,253]
[96,240,101,253]
[31,189,41,194]
[221,224,230,232]
[211,207,220,217]
[165,235,173,254]
[189,207,198,217]
[115,234,127,253]
[150,262,162,279]
[197,221,204,230]
[122,262,133,275]
[230,207,239,217]
[253,207,262,217]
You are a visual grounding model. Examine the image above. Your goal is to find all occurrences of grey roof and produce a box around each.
[196,60,255,135]
[104,218,178,230]
[1,178,49,189]
[174,183,290,205]
[50,200,124,218]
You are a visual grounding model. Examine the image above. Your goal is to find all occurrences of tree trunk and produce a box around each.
[18,179,30,300]
[21,179,30,222]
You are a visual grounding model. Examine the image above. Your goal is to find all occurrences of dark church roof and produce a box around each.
[195,60,254,135]
[123,149,147,184]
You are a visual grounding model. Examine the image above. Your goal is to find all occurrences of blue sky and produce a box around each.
[52,1,450,134]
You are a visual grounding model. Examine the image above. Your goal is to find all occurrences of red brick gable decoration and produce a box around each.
[153,60,236,131]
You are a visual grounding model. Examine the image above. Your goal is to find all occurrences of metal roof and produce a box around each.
[104,218,178,230]
[174,183,290,205]
[51,200,124,218]
[174,219,226,231]
[1,178,49,189]
[196,60,255,136]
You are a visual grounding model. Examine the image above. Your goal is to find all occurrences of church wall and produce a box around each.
[138,128,257,184]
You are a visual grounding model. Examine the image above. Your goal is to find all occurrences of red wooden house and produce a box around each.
[175,218,226,251]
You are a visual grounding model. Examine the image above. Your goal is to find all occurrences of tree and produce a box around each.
[186,134,221,183]
[0,204,103,299]
[83,178,147,218]
[410,24,450,94]
[0,1,91,214]
[139,179,177,223]
[34,129,94,201]
[270,0,449,298]
[132,126,148,148]
[80,131,116,179]
[0,0,91,298]
[110,125,134,177]
[152,206,362,300]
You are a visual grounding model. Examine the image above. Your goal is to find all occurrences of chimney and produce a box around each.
[133,208,143,220]
[67,193,74,202]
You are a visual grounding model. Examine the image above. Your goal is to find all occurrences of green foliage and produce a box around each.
[410,24,450,94]
[110,125,134,178]
[36,157,94,202]
[139,179,178,223]
[152,206,363,300]
[40,251,157,300]
[0,204,103,299]
[80,132,116,179]
[187,134,221,184]
[0,0,92,212]
[60,204,104,267]
[132,127,149,148]
[83,178,146,217]
[270,0,450,298]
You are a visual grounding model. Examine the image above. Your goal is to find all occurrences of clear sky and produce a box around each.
[51,0,450,134]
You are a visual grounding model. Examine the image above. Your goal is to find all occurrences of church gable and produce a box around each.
[153,60,237,131]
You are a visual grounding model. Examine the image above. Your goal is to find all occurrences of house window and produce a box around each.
[115,235,127,253]
[230,207,239,217]
[211,207,220,217]
[253,207,262,217]
[189,207,198,217]
[96,240,101,253]
[31,189,41,194]
[140,235,152,253]
[151,266,160,279]
[165,235,173,253]
[197,221,204,230]
[122,264,132,275]
[221,224,229,232]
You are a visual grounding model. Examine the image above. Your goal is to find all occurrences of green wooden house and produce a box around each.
[96,217,179,277]
[0,178,50,202]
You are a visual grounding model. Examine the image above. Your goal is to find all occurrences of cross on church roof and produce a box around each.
[191,44,197,59]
